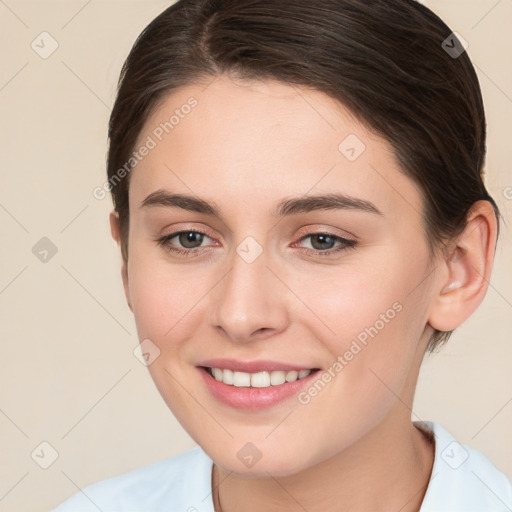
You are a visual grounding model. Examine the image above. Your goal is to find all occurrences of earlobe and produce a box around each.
[121,264,133,313]
[428,200,497,332]
[109,210,133,313]
[110,210,122,245]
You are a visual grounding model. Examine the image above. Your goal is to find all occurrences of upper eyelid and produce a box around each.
[163,228,216,243]
[296,226,357,242]
[159,220,357,238]
[160,228,355,247]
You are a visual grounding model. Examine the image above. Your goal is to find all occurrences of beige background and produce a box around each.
[0,1,511,511]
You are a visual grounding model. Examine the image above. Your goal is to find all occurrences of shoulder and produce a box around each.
[52,446,214,512]
[418,421,512,512]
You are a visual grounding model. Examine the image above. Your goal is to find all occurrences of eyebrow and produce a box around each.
[140,189,383,217]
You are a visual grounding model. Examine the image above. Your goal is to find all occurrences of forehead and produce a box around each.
[129,74,424,223]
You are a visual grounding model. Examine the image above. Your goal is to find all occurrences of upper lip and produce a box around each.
[198,358,317,373]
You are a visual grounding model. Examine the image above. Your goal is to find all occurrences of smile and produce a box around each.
[206,367,313,388]
[198,361,321,411]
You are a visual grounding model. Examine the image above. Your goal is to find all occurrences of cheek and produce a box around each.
[126,249,208,422]
[292,250,430,400]
[290,257,407,349]
[126,245,206,342]
[286,273,426,466]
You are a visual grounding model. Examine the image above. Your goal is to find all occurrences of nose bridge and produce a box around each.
[209,239,288,342]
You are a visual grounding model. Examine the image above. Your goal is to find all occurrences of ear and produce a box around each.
[109,210,133,312]
[428,200,498,332]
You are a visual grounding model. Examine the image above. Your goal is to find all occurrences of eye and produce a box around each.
[156,230,215,256]
[156,229,357,258]
[295,232,357,256]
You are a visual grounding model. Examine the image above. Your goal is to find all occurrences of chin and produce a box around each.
[205,441,320,478]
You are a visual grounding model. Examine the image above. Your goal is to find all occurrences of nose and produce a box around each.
[209,244,289,343]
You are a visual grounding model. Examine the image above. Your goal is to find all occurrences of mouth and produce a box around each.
[203,366,316,388]
[197,360,321,411]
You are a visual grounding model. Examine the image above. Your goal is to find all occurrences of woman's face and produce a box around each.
[117,74,441,476]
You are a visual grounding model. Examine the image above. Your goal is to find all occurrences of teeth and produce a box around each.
[233,371,251,387]
[209,368,312,388]
[285,370,298,382]
[270,370,286,386]
[251,371,271,388]
[223,368,234,385]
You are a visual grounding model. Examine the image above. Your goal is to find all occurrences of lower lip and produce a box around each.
[198,367,319,411]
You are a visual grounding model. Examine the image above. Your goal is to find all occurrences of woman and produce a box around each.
[54,0,512,510]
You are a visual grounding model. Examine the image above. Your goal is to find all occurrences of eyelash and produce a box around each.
[156,229,357,258]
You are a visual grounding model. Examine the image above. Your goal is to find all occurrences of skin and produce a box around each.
[110,74,497,512]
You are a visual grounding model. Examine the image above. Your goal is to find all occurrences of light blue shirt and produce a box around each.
[52,421,512,511]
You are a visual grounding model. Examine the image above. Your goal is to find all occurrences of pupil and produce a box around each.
[312,234,334,250]
[180,232,203,248]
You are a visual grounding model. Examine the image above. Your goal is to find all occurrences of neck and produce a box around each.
[212,415,435,512]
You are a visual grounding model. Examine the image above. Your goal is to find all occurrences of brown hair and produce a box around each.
[107,0,500,352]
